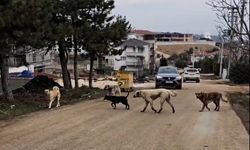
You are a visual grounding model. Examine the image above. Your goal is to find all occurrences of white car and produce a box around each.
[183,68,200,83]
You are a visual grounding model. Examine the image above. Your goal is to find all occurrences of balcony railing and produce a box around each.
[126,61,143,66]
[126,52,144,57]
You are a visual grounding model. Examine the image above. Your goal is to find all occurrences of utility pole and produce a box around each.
[237,0,246,60]
[219,35,224,78]
[227,6,237,78]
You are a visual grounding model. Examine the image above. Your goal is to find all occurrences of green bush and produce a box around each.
[194,57,219,74]
[175,59,188,68]
[229,62,250,84]
[160,56,168,66]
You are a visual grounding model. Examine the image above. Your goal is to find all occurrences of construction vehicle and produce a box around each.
[116,70,134,92]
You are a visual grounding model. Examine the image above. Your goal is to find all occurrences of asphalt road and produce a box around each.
[0,80,249,150]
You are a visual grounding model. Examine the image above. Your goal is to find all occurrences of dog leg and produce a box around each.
[214,105,217,111]
[113,103,116,109]
[216,105,220,111]
[126,104,130,110]
[205,104,210,111]
[166,100,175,113]
[149,101,157,113]
[56,96,60,107]
[141,101,149,112]
[199,104,205,112]
[158,99,165,113]
[48,99,54,109]
[214,101,220,111]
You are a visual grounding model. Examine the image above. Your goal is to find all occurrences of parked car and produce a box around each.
[155,66,182,89]
[183,68,200,83]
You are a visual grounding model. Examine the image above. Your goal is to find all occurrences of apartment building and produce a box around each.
[105,39,154,77]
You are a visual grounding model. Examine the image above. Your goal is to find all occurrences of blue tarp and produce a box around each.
[18,70,33,78]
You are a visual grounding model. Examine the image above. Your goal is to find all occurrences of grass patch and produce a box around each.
[227,92,249,134]
[0,86,106,120]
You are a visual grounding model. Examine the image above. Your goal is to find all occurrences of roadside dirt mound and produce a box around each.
[12,75,63,94]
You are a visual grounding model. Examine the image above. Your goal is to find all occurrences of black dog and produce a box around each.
[104,92,130,110]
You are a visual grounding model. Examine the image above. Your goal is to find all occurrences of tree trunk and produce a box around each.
[88,53,95,88]
[97,55,103,69]
[0,54,14,101]
[58,43,72,89]
[73,36,79,88]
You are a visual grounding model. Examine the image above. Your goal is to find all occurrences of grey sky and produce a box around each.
[113,0,218,35]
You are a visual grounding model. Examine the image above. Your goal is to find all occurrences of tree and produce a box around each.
[63,0,90,88]
[207,0,250,60]
[83,0,131,88]
[0,0,14,101]
[160,55,168,66]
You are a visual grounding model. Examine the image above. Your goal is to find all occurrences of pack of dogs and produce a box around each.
[45,85,228,114]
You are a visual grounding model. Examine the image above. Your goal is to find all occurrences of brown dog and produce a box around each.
[195,92,228,112]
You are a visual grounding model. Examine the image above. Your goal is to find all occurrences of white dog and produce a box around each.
[104,85,122,96]
[45,86,61,109]
[133,89,177,113]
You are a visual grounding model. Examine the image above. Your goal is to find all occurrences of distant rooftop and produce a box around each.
[131,30,155,35]
[131,30,193,37]
[121,39,149,47]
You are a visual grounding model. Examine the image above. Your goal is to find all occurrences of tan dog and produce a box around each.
[45,86,61,109]
[133,89,177,113]
[104,85,122,96]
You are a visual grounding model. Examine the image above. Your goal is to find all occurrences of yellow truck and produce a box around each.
[116,71,134,92]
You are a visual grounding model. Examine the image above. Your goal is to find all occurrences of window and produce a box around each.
[33,54,36,63]
[121,57,126,61]
[41,55,45,62]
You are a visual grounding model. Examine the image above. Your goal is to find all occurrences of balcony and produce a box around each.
[126,52,144,57]
[126,61,143,66]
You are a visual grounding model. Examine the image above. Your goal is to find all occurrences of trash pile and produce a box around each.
[12,75,63,94]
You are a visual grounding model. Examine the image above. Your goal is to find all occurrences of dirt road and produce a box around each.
[0,80,249,150]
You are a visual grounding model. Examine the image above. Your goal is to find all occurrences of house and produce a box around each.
[105,39,154,77]
[25,47,59,75]
[191,49,230,63]
[8,48,26,67]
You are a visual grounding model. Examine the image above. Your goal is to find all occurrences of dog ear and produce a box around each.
[44,89,49,94]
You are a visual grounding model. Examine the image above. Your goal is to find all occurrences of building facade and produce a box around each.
[105,39,154,77]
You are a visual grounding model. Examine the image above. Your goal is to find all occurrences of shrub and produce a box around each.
[229,62,250,84]
[160,56,168,66]
[175,59,188,68]
[194,57,219,74]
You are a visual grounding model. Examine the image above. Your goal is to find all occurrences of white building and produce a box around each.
[105,39,153,77]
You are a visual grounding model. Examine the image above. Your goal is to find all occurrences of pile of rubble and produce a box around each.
[13,75,63,94]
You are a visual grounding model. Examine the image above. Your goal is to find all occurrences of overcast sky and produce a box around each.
[113,0,219,35]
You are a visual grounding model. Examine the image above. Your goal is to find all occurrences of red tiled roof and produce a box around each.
[131,30,155,35]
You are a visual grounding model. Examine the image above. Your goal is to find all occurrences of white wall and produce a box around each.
[105,44,151,71]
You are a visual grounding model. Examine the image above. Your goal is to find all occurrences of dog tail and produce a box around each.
[169,90,177,97]
[126,91,130,98]
[220,94,228,103]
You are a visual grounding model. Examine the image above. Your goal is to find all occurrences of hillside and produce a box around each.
[156,44,216,55]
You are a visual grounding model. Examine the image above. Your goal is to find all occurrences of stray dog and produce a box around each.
[104,85,122,96]
[104,92,130,110]
[195,92,228,112]
[133,89,177,113]
[45,86,61,109]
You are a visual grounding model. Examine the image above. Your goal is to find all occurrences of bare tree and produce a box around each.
[207,0,249,57]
